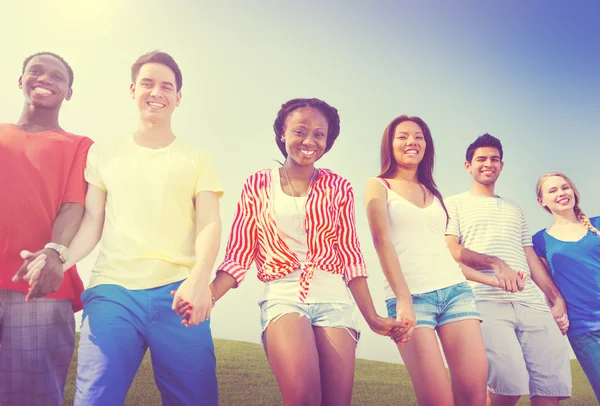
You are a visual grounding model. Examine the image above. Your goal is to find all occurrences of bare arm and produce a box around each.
[524,247,562,302]
[446,235,501,270]
[364,178,412,301]
[526,247,569,334]
[172,191,222,326]
[446,235,524,293]
[189,191,222,284]
[63,184,107,269]
[458,262,500,287]
[13,202,85,298]
[363,178,415,342]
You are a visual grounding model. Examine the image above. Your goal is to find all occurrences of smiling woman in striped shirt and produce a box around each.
[209,98,403,406]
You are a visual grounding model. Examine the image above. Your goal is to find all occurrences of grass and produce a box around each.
[62,337,597,405]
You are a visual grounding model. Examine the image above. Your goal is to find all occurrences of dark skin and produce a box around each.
[10,54,83,301]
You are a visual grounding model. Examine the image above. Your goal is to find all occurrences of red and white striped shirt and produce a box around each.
[218,168,367,301]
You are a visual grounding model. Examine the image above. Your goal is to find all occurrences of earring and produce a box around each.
[280,137,285,142]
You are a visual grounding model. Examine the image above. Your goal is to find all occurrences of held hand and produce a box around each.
[14,250,64,301]
[492,261,525,293]
[170,276,214,327]
[367,315,408,343]
[392,298,417,346]
[492,270,527,290]
[550,296,569,335]
[14,251,48,286]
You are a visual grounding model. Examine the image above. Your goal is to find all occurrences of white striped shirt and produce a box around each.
[445,191,546,310]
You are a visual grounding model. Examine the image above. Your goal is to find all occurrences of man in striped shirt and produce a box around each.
[445,134,571,406]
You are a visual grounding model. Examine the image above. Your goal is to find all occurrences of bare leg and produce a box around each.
[398,327,454,406]
[488,393,521,406]
[438,320,488,406]
[530,397,560,406]
[263,313,321,406]
[313,327,357,406]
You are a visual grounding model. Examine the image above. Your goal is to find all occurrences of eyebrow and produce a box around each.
[397,131,423,135]
[28,64,66,77]
[140,77,174,87]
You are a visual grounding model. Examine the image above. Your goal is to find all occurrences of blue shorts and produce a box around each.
[386,282,481,329]
[74,281,218,406]
[260,300,360,342]
[569,330,600,401]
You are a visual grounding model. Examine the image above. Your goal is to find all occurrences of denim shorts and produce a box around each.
[569,330,600,401]
[385,281,482,329]
[260,299,360,342]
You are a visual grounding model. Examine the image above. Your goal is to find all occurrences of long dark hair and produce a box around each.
[379,115,449,224]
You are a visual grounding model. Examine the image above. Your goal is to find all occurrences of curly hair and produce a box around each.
[273,98,340,158]
[22,52,74,87]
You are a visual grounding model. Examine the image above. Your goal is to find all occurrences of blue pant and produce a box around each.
[569,330,600,402]
[74,281,218,406]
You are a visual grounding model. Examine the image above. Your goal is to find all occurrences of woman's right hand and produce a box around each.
[391,298,417,346]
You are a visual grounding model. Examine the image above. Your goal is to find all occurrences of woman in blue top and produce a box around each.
[533,172,600,401]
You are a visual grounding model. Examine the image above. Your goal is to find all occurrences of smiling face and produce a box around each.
[130,62,181,123]
[465,146,504,186]
[538,175,578,215]
[281,107,328,167]
[19,55,72,109]
[392,120,426,169]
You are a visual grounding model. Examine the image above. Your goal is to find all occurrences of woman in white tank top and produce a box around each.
[364,115,488,405]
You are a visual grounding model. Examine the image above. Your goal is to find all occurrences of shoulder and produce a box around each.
[243,169,272,189]
[317,168,351,188]
[88,136,127,156]
[589,216,600,228]
[531,229,547,244]
[444,191,470,206]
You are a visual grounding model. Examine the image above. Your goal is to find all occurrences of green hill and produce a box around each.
[62,338,596,405]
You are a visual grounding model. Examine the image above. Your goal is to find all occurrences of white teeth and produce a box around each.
[405,150,417,155]
[33,87,52,95]
[148,102,164,108]
[301,150,315,156]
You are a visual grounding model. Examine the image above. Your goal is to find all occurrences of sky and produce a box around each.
[2,0,599,364]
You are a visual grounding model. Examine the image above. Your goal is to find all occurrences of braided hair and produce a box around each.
[273,98,340,158]
[536,172,600,236]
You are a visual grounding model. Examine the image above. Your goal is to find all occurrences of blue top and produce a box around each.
[532,216,600,337]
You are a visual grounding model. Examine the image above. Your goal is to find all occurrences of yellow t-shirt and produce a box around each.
[85,135,224,289]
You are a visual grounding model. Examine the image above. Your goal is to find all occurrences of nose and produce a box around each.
[302,134,317,146]
[36,74,52,85]
[150,86,161,98]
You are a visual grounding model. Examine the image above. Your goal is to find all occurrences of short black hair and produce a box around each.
[131,50,183,92]
[273,98,341,158]
[466,133,504,162]
[22,52,74,87]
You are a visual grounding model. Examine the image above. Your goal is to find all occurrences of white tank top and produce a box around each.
[260,169,353,304]
[376,178,466,299]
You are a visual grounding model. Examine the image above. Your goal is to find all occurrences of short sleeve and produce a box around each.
[194,150,224,198]
[532,230,547,259]
[444,196,461,237]
[63,137,94,204]
[84,143,106,192]
[519,206,533,247]
[591,216,600,230]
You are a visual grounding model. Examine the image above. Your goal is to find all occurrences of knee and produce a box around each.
[453,388,488,406]
[283,383,322,406]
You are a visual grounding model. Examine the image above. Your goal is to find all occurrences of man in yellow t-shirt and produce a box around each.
[52,51,222,405]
